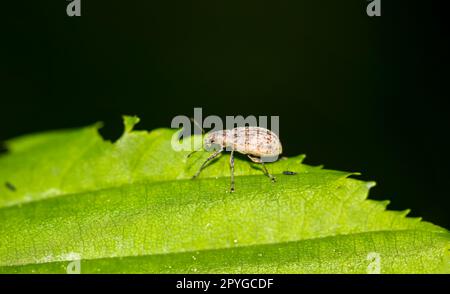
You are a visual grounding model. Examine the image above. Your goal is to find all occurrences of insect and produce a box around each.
[282,171,297,175]
[189,127,283,192]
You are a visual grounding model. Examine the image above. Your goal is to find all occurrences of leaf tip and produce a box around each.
[93,121,104,130]
[401,209,411,217]
[366,181,377,189]
[122,115,141,134]
[381,199,391,207]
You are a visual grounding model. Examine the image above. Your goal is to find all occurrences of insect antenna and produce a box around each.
[187,149,200,158]
[185,117,205,158]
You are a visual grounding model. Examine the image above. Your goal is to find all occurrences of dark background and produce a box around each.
[2,1,449,228]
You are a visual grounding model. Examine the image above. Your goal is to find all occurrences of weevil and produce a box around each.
[189,127,283,192]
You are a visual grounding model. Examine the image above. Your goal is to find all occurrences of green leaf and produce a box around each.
[0,116,448,273]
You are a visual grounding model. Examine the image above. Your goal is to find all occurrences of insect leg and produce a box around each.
[261,162,276,183]
[247,155,276,183]
[230,150,235,192]
[192,148,223,179]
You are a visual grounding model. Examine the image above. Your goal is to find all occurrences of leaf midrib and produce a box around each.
[1,229,446,269]
[0,169,337,210]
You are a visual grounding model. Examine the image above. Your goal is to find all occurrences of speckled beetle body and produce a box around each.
[205,127,282,158]
[191,126,283,192]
